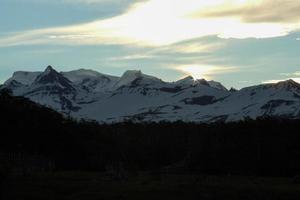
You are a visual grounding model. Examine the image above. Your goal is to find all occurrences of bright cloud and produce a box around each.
[1,0,300,47]
[177,65,238,79]
[25,0,131,5]
[168,40,224,54]
[281,71,300,77]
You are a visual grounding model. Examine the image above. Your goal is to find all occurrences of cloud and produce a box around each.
[263,78,300,84]
[1,0,300,47]
[264,70,300,84]
[108,38,224,62]
[194,0,300,23]
[63,0,115,4]
[108,54,154,61]
[24,0,138,5]
[166,40,225,54]
[293,71,300,76]
[63,0,148,4]
[280,71,300,77]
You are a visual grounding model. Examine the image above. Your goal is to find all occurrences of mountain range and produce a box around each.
[2,65,300,123]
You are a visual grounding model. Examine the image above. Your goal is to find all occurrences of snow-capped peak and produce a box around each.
[120,70,143,82]
[207,80,228,91]
[114,70,162,88]
[175,76,194,86]
[4,71,41,85]
[62,69,119,92]
[62,69,118,83]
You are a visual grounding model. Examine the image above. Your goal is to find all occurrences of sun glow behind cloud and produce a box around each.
[67,0,295,45]
[177,65,238,80]
[1,0,299,47]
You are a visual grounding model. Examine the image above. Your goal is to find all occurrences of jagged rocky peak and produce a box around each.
[33,65,73,88]
[44,65,55,74]
[35,65,61,83]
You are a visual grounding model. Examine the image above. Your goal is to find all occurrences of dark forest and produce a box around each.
[1,89,300,199]
[1,88,300,176]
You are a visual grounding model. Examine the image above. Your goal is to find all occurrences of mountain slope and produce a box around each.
[3,66,300,123]
[62,69,119,92]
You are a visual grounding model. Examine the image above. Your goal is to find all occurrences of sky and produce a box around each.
[1,0,300,88]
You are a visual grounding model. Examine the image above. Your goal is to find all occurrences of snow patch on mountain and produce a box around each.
[5,71,41,85]
[114,70,163,89]
[62,69,119,92]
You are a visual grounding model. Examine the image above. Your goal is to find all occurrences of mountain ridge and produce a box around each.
[2,65,300,123]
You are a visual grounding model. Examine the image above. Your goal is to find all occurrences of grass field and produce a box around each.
[2,171,300,200]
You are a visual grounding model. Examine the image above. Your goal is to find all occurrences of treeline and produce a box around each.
[1,89,300,177]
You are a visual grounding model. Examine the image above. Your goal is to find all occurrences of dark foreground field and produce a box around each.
[2,172,300,200]
[2,87,300,199]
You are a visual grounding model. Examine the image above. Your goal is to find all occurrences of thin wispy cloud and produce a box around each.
[195,0,300,23]
[63,0,120,4]
[280,71,300,77]
[18,0,135,5]
[108,38,225,61]
[62,0,148,5]
[264,70,300,84]
[263,78,300,84]
[109,54,154,61]
[166,40,225,54]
